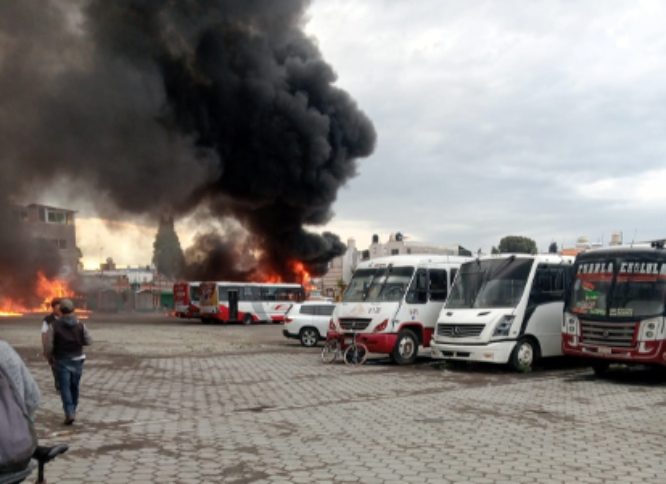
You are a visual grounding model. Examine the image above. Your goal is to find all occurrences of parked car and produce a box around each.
[282,301,337,347]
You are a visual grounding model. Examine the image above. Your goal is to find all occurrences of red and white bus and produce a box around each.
[199,281,305,324]
[173,282,201,318]
[563,246,666,373]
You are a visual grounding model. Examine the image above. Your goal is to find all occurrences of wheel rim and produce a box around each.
[344,344,368,366]
[321,341,339,363]
[517,342,533,367]
[302,330,317,346]
[398,337,415,358]
[243,315,252,325]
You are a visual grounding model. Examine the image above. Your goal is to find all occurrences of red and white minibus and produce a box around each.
[173,281,201,318]
[563,246,666,373]
[199,281,305,324]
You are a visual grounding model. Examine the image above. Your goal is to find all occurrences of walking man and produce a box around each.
[44,298,92,425]
[41,298,61,392]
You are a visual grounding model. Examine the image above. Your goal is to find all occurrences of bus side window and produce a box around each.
[530,265,566,305]
[406,269,428,304]
[429,269,448,301]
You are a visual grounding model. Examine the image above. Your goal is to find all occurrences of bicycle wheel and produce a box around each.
[321,339,341,364]
[344,343,369,367]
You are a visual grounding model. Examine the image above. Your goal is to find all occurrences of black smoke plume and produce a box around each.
[0,204,62,308]
[0,0,376,283]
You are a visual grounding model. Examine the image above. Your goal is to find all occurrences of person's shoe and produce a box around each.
[64,415,75,425]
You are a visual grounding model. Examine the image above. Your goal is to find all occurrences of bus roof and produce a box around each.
[355,255,474,269]
[471,254,575,264]
[577,246,666,260]
[199,281,303,288]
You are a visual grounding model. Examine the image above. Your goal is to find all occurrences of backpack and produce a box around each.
[0,365,38,474]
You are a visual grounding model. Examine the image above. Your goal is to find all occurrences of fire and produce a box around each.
[0,272,78,317]
[254,261,317,291]
[291,261,318,292]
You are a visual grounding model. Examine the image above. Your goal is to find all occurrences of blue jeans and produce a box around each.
[55,358,84,417]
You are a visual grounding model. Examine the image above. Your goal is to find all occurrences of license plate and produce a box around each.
[344,337,353,346]
[598,346,612,355]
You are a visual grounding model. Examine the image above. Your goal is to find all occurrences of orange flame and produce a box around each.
[0,272,79,317]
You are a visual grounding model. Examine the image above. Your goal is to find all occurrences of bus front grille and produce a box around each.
[437,323,485,338]
[581,321,636,348]
[339,318,372,331]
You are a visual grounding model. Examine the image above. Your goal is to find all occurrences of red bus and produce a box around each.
[563,246,666,374]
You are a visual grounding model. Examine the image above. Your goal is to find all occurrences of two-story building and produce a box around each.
[11,203,79,276]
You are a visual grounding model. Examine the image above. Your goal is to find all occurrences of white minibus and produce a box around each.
[430,254,574,371]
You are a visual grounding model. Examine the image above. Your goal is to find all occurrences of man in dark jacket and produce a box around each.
[44,298,92,425]
[41,298,62,392]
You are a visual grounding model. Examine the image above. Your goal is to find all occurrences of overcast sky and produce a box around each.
[78,0,666,266]
[306,0,666,253]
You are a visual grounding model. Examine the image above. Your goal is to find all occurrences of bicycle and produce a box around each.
[0,444,69,484]
[321,332,368,367]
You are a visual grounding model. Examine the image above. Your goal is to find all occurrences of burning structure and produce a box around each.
[0,1,376,297]
[0,203,79,315]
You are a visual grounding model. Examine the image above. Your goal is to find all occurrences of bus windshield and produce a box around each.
[568,259,666,318]
[342,268,380,302]
[364,267,415,302]
[190,286,199,302]
[447,258,534,309]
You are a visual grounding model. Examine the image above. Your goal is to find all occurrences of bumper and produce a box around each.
[430,340,516,364]
[326,331,398,354]
[283,329,299,340]
[562,335,666,365]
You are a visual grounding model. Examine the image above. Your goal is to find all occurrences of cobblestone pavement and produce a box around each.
[5,318,666,483]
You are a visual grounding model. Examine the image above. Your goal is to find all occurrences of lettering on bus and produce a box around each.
[576,262,614,274]
[618,262,666,275]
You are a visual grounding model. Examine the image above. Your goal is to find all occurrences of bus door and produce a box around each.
[524,263,570,357]
[228,289,239,321]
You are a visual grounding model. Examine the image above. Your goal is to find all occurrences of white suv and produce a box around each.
[282,302,337,347]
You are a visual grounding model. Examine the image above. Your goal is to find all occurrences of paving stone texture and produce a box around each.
[6,319,666,483]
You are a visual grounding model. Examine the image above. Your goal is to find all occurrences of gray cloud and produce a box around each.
[310,0,666,251]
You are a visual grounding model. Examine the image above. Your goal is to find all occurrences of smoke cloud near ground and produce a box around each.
[0,0,375,283]
[0,204,62,307]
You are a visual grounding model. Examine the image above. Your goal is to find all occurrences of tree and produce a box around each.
[491,246,500,255]
[548,241,558,254]
[152,215,184,279]
[498,236,538,255]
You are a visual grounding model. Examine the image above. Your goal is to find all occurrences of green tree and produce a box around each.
[491,246,500,255]
[498,236,538,255]
[548,241,558,254]
[152,215,184,278]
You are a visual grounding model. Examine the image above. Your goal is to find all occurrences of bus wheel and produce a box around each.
[299,328,320,347]
[510,338,538,372]
[242,314,254,325]
[591,361,610,377]
[391,329,419,365]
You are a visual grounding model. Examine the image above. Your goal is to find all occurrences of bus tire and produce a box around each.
[591,361,610,377]
[391,329,419,365]
[242,314,254,325]
[509,337,539,372]
[299,327,320,347]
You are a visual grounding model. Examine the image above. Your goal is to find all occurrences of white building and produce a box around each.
[321,238,360,298]
[365,233,470,260]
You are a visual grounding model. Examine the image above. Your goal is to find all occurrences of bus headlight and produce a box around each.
[564,313,580,336]
[639,317,662,341]
[492,316,515,337]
